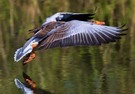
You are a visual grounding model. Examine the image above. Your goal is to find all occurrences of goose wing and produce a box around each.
[37,20,127,49]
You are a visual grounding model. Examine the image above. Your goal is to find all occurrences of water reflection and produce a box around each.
[14,72,53,94]
[14,78,34,94]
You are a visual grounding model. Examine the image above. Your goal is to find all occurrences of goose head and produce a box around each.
[42,12,93,25]
[42,12,65,25]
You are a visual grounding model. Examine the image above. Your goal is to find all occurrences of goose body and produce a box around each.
[14,12,127,64]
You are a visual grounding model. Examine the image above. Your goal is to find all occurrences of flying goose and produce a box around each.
[14,12,127,65]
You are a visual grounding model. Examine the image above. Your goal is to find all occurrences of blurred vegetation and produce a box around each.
[0,0,135,94]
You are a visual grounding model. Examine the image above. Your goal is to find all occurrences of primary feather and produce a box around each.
[37,20,126,49]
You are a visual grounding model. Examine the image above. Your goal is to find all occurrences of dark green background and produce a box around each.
[0,0,135,94]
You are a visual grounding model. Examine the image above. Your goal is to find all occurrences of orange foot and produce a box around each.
[23,52,36,65]
[23,42,38,65]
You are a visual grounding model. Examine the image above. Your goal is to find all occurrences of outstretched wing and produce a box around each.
[37,20,127,49]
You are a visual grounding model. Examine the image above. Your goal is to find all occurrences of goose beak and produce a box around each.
[95,20,105,25]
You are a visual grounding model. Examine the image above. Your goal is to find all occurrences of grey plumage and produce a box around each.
[14,12,127,63]
[37,20,126,49]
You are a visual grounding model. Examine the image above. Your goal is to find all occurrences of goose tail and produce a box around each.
[14,46,33,62]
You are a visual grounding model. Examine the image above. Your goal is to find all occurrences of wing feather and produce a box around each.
[37,20,126,49]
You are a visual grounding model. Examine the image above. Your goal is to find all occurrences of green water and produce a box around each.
[0,0,135,94]
[1,44,135,94]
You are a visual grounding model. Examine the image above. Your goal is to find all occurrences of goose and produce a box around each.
[14,12,127,65]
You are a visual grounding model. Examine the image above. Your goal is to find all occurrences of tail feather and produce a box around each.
[14,46,33,62]
[14,48,23,62]
[14,37,40,62]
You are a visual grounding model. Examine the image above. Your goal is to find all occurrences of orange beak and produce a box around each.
[95,20,105,25]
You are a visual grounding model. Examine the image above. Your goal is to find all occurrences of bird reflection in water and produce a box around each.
[14,72,53,94]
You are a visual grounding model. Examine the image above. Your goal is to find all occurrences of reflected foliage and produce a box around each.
[0,0,135,94]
